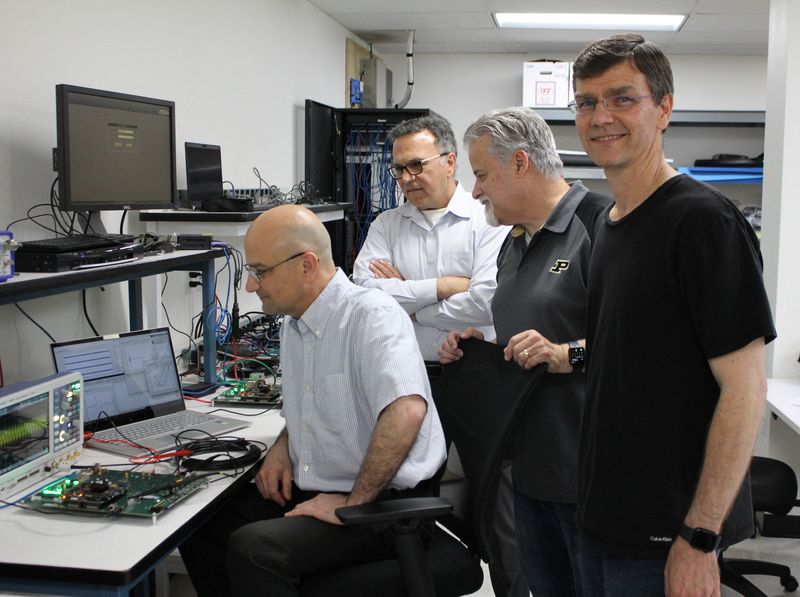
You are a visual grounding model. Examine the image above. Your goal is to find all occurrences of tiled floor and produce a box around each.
[1,534,795,596]
[165,535,800,596]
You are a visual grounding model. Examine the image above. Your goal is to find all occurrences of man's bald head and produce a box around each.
[246,205,334,267]
[244,205,337,318]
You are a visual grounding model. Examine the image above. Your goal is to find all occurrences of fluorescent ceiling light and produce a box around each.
[494,13,686,32]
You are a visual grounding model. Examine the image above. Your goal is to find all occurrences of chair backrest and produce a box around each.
[751,455,799,515]
[430,338,545,564]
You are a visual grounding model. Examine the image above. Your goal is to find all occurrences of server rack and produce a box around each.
[304,100,434,272]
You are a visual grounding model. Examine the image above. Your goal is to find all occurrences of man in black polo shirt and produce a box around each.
[571,34,776,595]
[439,106,611,596]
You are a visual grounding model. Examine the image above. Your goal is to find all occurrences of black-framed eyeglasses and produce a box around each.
[245,252,305,282]
[568,94,654,115]
[387,152,448,180]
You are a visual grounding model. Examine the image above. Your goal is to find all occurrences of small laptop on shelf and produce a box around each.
[51,327,250,456]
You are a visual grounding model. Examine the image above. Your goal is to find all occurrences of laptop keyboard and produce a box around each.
[91,410,214,443]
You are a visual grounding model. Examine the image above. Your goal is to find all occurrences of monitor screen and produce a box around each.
[55,84,177,211]
[185,142,223,205]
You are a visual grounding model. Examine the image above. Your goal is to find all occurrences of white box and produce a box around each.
[522,61,573,108]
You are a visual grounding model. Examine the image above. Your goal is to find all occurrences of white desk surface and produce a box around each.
[0,401,283,586]
[767,378,800,436]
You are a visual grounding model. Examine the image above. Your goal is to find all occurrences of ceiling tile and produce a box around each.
[332,12,493,30]
[681,13,770,32]
[694,0,769,14]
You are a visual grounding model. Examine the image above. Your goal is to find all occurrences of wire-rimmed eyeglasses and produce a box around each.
[245,252,305,282]
[568,94,654,116]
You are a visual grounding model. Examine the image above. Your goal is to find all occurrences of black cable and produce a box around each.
[14,303,56,342]
[119,210,128,234]
[81,290,99,336]
[177,436,264,472]
[159,273,199,362]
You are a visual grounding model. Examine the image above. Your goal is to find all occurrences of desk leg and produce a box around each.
[128,278,144,330]
[201,257,217,384]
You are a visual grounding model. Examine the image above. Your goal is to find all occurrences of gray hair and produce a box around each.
[387,115,458,155]
[463,107,563,178]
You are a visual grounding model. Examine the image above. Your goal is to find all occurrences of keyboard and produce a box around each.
[91,410,213,442]
[17,233,138,254]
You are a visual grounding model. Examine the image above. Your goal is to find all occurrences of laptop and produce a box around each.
[51,327,250,456]
[185,142,225,207]
[185,142,273,212]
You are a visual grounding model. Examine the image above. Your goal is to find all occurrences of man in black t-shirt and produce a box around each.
[571,34,776,595]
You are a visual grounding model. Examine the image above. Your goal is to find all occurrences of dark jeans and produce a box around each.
[574,534,666,597]
[513,489,588,596]
[179,482,431,597]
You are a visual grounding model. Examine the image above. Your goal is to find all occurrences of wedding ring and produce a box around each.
[521,348,529,359]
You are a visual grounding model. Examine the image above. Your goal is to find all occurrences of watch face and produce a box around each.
[568,345,585,366]
[691,528,720,552]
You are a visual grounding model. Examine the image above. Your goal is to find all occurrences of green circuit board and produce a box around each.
[20,466,209,518]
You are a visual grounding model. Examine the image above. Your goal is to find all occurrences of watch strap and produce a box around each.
[678,523,721,552]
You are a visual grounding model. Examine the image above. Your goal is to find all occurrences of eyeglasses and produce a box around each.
[245,251,305,282]
[568,94,654,115]
[387,152,448,180]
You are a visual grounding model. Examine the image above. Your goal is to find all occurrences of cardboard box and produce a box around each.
[522,61,573,109]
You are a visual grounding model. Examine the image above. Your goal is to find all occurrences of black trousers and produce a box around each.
[179,482,432,597]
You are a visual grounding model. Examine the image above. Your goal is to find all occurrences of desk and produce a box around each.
[0,404,283,597]
[0,249,222,384]
[766,379,800,491]
[139,203,349,238]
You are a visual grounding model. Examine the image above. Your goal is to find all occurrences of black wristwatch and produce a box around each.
[678,523,721,553]
[567,341,585,369]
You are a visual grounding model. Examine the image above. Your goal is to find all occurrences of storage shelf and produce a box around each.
[678,166,763,184]
[564,167,606,180]
[539,108,765,127]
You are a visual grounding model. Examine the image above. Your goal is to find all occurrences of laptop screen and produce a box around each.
[185,142,223,205]
[51,328,185,431]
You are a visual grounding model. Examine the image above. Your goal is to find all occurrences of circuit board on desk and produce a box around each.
[19,466,209,519]
[213,374,282,408]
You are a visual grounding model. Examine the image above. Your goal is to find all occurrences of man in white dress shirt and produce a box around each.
[353,116,524,597]
[352,115,508,362]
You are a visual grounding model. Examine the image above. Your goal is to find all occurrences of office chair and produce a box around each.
[719,456,800,595]
[299,338,546,597]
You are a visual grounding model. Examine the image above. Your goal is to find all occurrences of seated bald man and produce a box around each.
[179,205,446,597]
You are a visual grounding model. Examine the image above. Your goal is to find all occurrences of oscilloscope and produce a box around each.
[0,372,83,499]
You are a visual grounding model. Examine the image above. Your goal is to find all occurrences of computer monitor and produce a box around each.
[185,142,224,205]
[55,84,177,211]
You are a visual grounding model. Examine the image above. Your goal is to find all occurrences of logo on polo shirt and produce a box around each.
[549,259,570,274]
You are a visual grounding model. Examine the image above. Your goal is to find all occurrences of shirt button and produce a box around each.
[303,465,309,472]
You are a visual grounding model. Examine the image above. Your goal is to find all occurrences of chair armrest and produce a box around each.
[335,497,452,525]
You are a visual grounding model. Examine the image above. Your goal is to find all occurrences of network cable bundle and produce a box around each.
[345,122,399,254]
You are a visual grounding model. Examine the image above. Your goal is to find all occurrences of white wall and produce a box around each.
[0,0,352,385]
[383,52,768,191]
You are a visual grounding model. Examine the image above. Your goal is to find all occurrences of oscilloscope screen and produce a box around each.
[0,392,49,477]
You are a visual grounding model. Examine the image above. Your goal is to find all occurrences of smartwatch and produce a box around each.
[678,523,721,553]
[567,341,585,369]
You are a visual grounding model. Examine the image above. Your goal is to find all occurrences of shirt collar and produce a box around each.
[540,180,590,235]
[399,181,472,222]
[292,269,349,339]
[509,180,589,240]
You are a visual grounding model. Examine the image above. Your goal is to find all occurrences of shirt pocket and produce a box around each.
[441,250,473,276]
[315,373,357,436]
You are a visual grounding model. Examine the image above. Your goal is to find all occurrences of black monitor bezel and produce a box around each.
[55,84,177,211]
